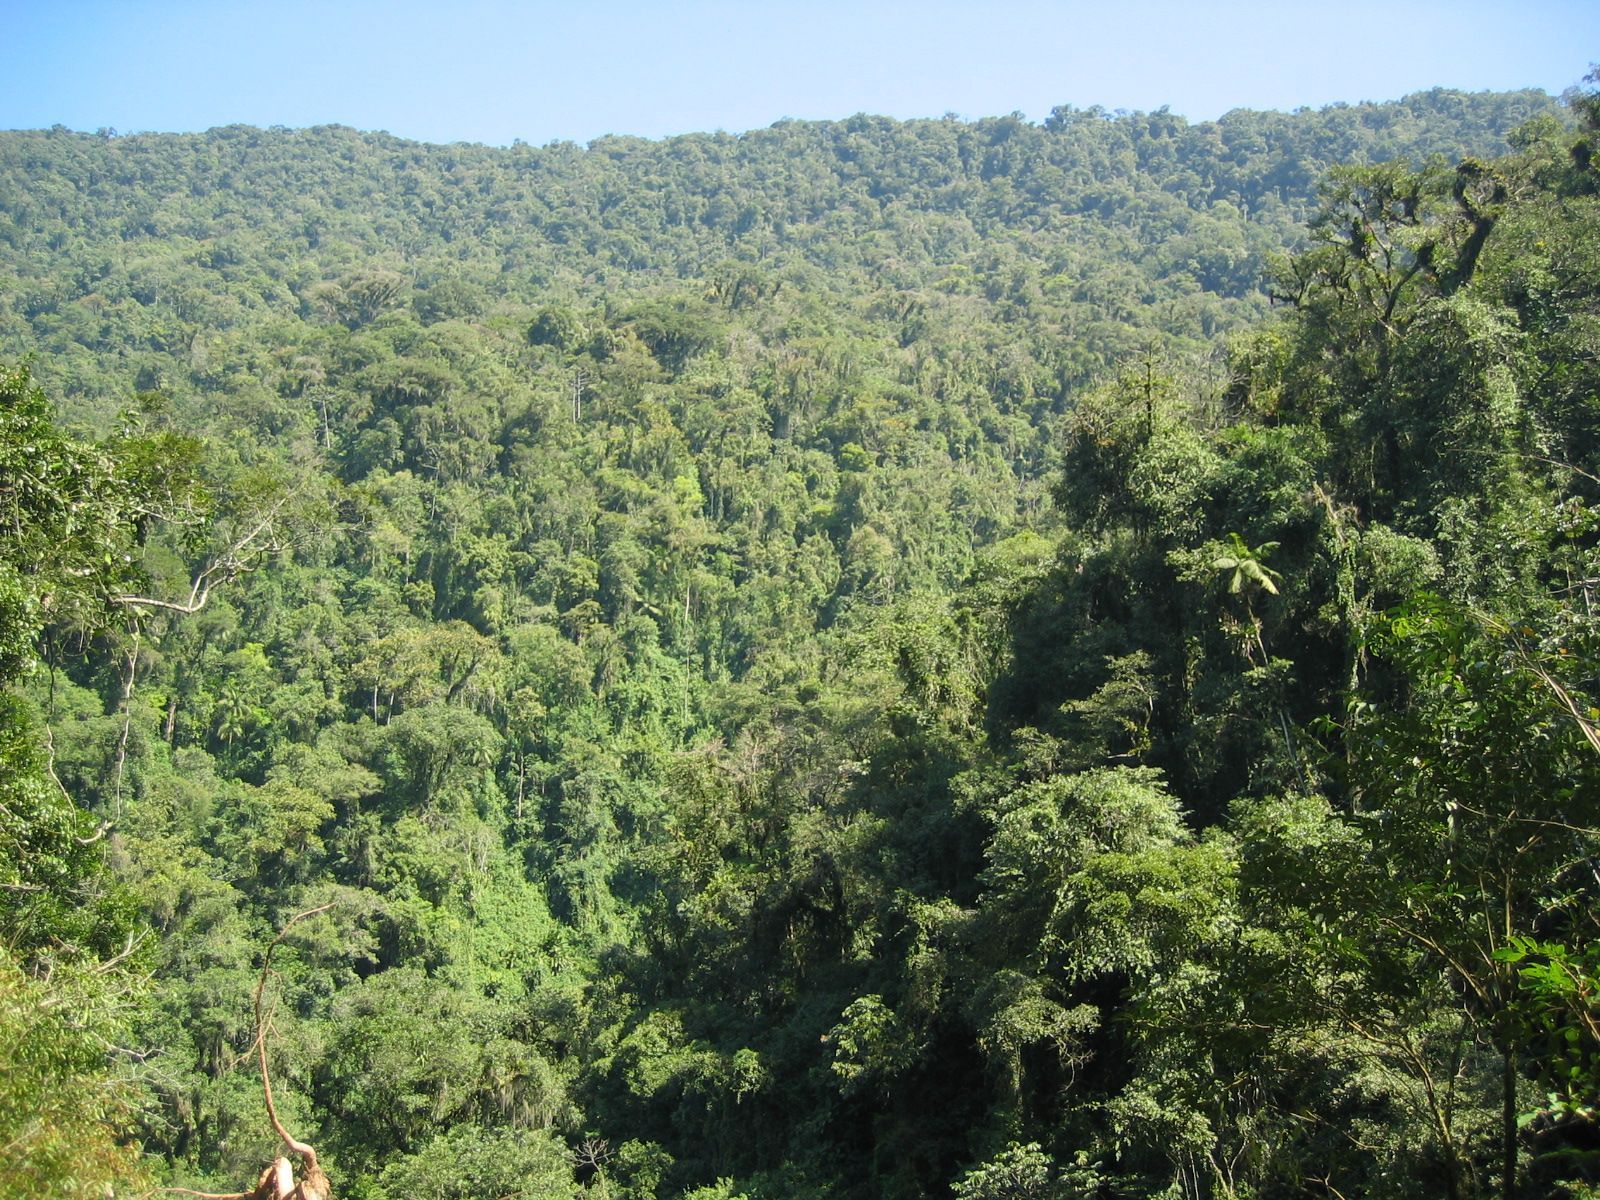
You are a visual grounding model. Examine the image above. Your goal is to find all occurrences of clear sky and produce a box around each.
[3,1,1596,146]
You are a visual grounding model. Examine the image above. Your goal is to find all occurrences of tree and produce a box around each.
[1262,596,1600,1200]
[1209,533,1282,663]
[0,363,167,1199]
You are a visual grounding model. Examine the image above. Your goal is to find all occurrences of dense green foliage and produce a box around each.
[0,362,174,1200]
[4,84,1600,1200]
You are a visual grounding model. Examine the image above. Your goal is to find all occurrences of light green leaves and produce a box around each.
[1210,532,1282,597]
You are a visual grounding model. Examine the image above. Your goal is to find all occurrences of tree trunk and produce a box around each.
[1503,1038,1517,1200]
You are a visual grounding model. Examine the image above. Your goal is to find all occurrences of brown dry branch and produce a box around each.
[253,903,334,1200]
[153,903,334,1200]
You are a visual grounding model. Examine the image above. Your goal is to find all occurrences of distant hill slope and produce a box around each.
[0,88,1562,411]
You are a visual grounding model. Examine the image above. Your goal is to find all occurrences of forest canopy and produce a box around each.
[3,82,1600,1200]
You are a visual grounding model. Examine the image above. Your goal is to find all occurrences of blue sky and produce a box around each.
[3,1,1596,146]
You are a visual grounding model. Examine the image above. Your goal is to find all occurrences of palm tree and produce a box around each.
[1212,532,1306,788]
[1213,531,1282,598]
[213,684,251,746]
[1212,532,1282,666]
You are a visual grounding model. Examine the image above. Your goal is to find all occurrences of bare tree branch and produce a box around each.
[250,902,335,1199]
[112,496,292,615]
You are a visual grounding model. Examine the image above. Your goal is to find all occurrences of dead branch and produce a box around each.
[248,902,335,1200]
[91,929,147,975]
[113,497,292,616]
[149,1161,287,1200]
[111,620,140,813]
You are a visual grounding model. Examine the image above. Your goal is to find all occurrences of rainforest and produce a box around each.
[4,80,1600,1200]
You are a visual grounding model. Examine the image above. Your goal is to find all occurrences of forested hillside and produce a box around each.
[4,83,1600,1200]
